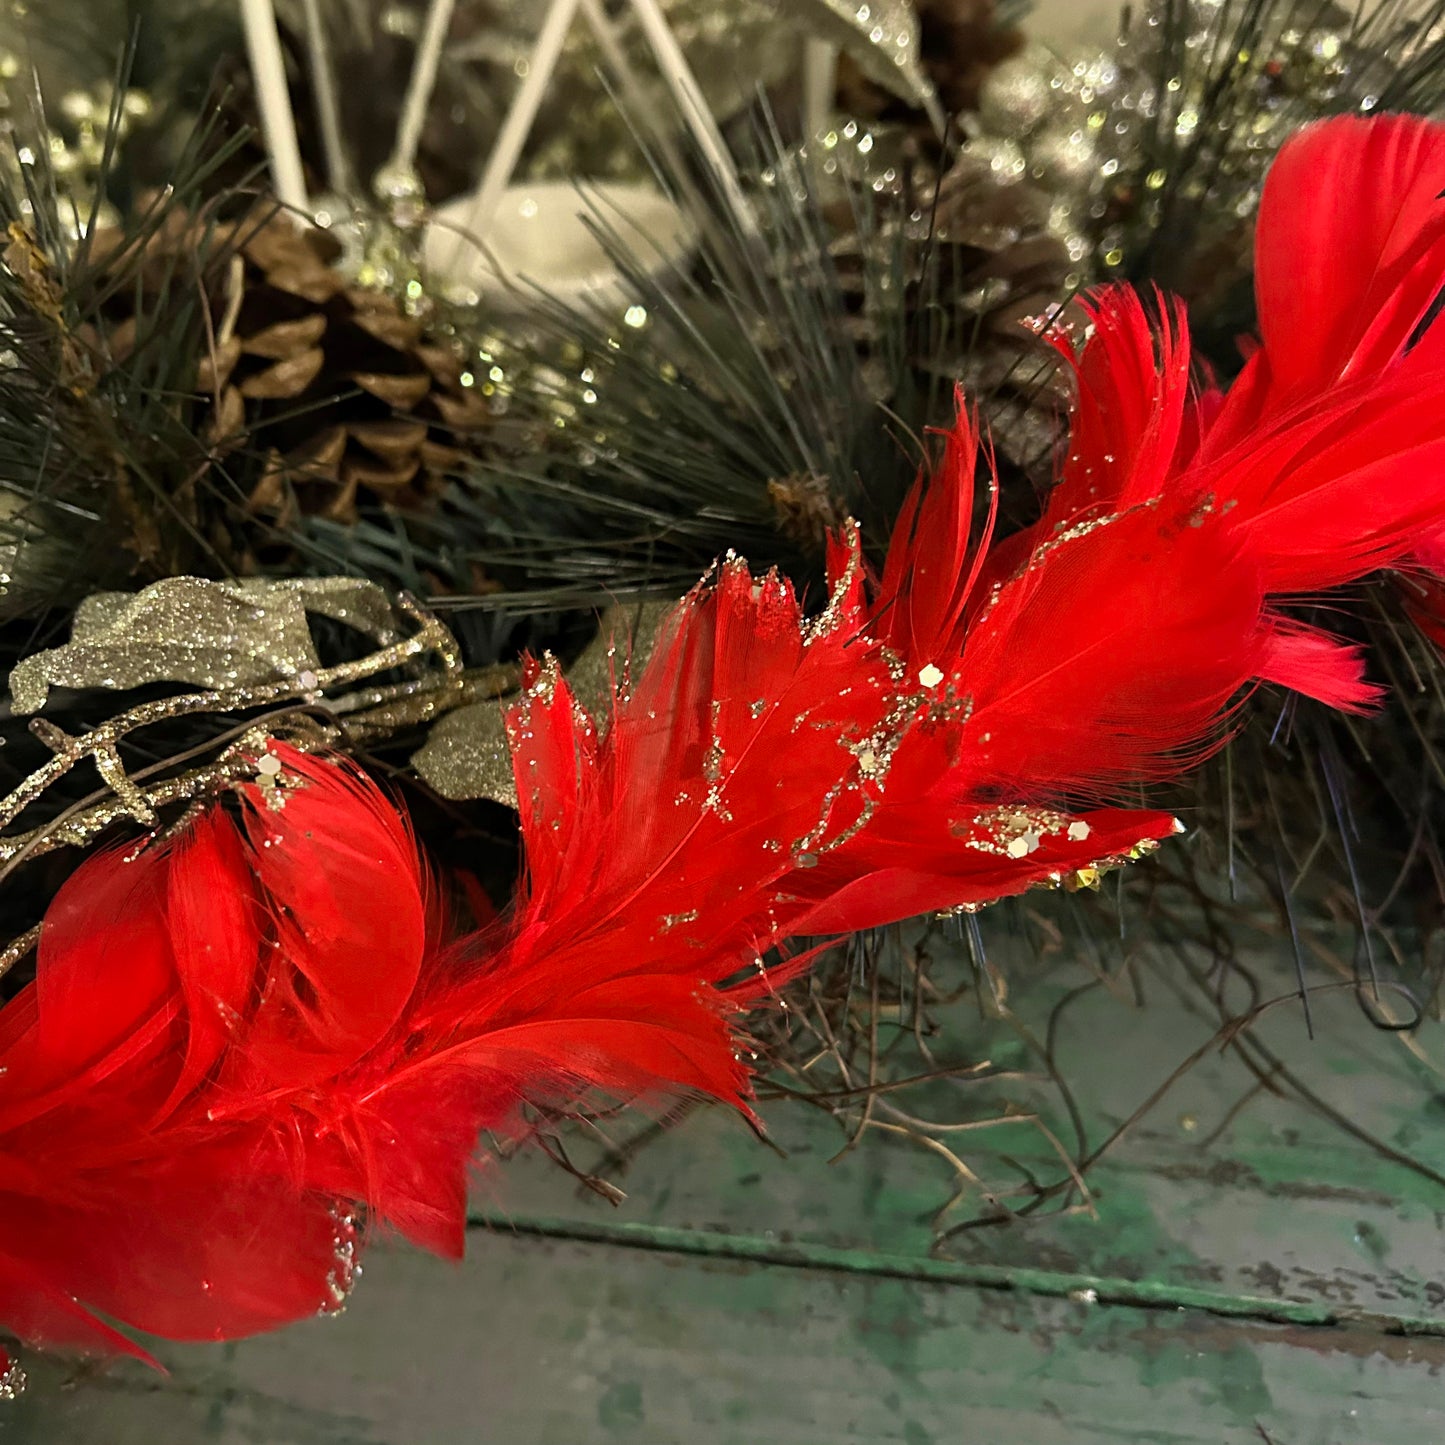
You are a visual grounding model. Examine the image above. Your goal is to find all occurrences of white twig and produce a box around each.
[239,0,309,212]
[625,0,750,229]
[447,0,583,269]
[301,0,351,193]
[578,0,690,185]
[389,0,459,176]
[801,38,838,142]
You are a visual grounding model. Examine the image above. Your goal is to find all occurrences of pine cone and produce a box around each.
[198,212,492,531]
[91,204,494,565]
[810,136,1074,485]
[924,151,1077,481]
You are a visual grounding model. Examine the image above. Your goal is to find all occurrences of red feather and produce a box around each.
[159,815,258,1114]
[0,1248,156,1365]
[1192,116,1445,602]
[0,749,428,1355]
[1208,113,1445,445]
[225,749,429,1090]
[1050,287,1193,518]
[8,113,1445,1371]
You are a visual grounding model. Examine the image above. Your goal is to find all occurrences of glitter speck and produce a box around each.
[1067,820,1091,842]
[918,663,944,688]
[318,1206,360,1317]
[257,753,283,777]
[0,1348,25,1400]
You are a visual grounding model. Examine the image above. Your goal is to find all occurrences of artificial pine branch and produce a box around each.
[283,115,1005,609]
[0,70,253,637]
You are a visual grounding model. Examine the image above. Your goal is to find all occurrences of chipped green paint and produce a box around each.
[469,1212,1445,1334]
[8,934,1445,1442]
[597,1380,645,1431]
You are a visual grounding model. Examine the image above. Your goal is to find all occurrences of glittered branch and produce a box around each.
[0,925,40,986]
[0,594,468,864]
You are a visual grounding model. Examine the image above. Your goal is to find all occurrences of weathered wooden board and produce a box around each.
[490,927,1445,1329]
[9,1233,1445,1445]
[5,929,1445,1442]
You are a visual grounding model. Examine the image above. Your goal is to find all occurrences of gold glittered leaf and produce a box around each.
[411,699,518,808]
[412,601,671,806]
[9,576,401,714]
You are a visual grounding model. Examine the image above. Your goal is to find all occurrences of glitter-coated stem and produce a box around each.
[0,600,462,838]
[0,925,40,984]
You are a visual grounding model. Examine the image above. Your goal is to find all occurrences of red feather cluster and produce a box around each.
[4,114,1445,1362]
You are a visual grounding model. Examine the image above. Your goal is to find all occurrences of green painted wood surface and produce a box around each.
[6,927,1445,1442]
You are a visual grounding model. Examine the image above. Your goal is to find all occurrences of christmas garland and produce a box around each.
[1,110,1443,1377]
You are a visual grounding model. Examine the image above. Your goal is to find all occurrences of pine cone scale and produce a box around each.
[242,315,329,359]
[351,370,434,409]
[238,348,328,400]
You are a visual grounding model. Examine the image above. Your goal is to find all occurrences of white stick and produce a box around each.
[388,0,458,176]
[801,38,837,143]
[624,0,750,227]
[448,0,582,267]
[238,0,309,213]
[300,0,350,192]
[578,0,691,185]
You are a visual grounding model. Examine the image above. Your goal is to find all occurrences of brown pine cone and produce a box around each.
[923,150,1077,480]
[193,211,493,532]
[90,203,494,565]
[805,135,1075,484]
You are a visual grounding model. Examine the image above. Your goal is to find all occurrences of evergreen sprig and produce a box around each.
[287,116,944,610]
[0,54,252,647]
